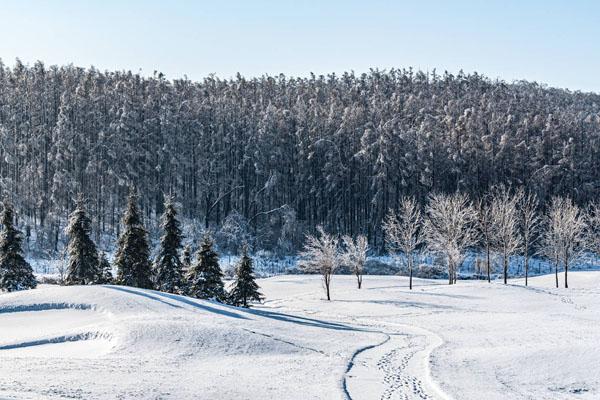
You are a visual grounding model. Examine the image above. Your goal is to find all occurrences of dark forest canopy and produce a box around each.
[0,59,599,252]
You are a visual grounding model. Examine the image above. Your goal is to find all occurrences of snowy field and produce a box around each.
[1,273,599,399]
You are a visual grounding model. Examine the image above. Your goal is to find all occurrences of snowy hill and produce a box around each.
[2,273,600,399]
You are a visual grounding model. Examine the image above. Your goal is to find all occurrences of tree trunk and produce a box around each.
[525,254,529,287]
[357,273,362,289]
[486,245,491,283]
[409,263,413,290]
[324,274,331,301]
[564,255,568,289]
[555,260,559,289]
[503,252,508,284]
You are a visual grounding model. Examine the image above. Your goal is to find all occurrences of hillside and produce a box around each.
[1,272,599,399]
[1,63,600,255]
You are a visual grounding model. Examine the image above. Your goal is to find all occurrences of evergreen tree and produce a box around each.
[153,196,184,293]
[179,244,193,294]
[182,244,192,273]
[65,195,99,285]
[228,244,263,307]
[186,232,225,301]
[0,202,36,292]
[96,251,113,284]
[114,190,153,289]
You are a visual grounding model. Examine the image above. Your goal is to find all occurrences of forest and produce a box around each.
[0,59,599,254]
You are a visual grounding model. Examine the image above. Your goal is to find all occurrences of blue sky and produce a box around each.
[1,0,599,91]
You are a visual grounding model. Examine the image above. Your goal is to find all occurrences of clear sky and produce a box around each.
[1,0,599,92]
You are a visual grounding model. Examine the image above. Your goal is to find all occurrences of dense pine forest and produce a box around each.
[1,59,599,254]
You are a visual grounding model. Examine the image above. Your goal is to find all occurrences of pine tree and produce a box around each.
[0,202,37,292]
[114,190,153,289]
[65,195,99,285]
[228,244,263,307]
[186,232,225,301]
[153,196,184,293]
[96,252,113,284]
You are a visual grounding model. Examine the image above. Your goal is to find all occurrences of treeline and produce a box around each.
[0,194,263,308]
[0,60,600,252]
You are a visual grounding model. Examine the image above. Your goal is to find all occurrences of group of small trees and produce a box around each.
[299,227,368,300]
[300,187,598,300]
[381,188,596,289]
[0,191,263,308]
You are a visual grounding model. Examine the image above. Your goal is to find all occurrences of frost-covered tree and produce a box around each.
[96,251,113,284]
[217,210,252,255]
[300,226,340,300]
[114,191,153,289]
[424,193,477,285]
[0,202,36,292]
[153,196,184,293]
[542,197,587,288]
[186,232,226,301]
[382,197,423,290]
[65,195,99,285]
[228,243,263,307]
[519,189,541,286]
[489,187,522,285]
[341,234,368,289]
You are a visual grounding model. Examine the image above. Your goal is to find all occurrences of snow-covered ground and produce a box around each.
[1,272,599,399]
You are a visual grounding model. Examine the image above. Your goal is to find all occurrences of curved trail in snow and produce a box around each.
[343,322,452,400]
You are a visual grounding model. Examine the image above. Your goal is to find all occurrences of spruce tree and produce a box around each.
[65,195,100,285]
[186,232,225,301]
[0,202,37,292]
[182,244,192,273]
[114,190,153,289]
[153,196,184,293]
[96,252,113,284]
[228,244,263,307]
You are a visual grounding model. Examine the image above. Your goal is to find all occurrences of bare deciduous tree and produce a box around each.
[424,193,477,285]
[341,234,368,289]
[299,226,340,300]
[518,189,541,286]
[490,186,522,285]
[382,198,423,289]
[542,197,587,288]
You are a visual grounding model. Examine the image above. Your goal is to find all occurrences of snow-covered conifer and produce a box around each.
[115,190,153,289]
[65,195,99,285]
[186,232,226,301]
[96,252,113,284]
[0,202,36,292]
[228,243,263,307]
[153,196,184,293]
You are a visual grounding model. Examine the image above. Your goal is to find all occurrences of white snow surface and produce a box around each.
[1,272,599,399]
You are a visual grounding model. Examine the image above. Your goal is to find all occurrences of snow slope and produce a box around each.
[1,273,600,399]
